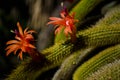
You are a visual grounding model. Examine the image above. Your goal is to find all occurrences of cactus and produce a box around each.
[70,0,103,21]
[5,0,120,80]
[55,0,103,42]
[95,5,120,27]
[52,47,95,80]
[6,17,120,80]
[86,59,120,80]
[73,44,120,80]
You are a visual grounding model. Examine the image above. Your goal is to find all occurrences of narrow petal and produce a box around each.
[47,21,58,25]
[64,26,72,34]
[18,51,23,60]
[48,20,66,26]
[27,30,36,34]
[6,45,19,56]
[49,17,62,21]
[64,29,69,37]
[21,45,26,52]
[6,40,20,45]
[6,49,14,56]
[17,22,23,36]
[24,27,28,34]
[28,44,36,49]
[5,44,20,50]
[55,26,64,34]
[47,17,65,25]
[60,12,65,18]
[25,34,34,40]
[15,36,22,41]
[13,48,19,55]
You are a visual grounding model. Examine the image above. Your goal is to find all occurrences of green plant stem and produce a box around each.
[95,5,120,27]
[55,0,103,43]
[73,44,120,80]
[70,0,103,21]
[86,59,120,80]
[6,22,120,80]
[52,47,95,80]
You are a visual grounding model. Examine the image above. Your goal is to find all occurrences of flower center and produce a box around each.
[66,21,70,26]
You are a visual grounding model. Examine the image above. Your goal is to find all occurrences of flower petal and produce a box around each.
[48,20,66,26]
[18,51,23,60]
[27,30,36,34]
[55,26,64,34]
[65,26,72,34]
[28,44,36,49]
[5,22,36,60]
[6,44,20,56]
[24,27,28,34]
[17,22,23,36]
[6,40,20,45]
[15,36,22,41]
[47,17,65,25]
[49,17,62,21]
[25,34,34,40]
[5,44,20,50]
[13,49,19,55]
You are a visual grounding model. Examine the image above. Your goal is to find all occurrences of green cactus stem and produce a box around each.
[52,47,95,80]
[95,5,120,27]
[5,5,120,79]
[55,0,103,43]
[86,59,120,80]
[70,0,103,21]
[73,44,120,80]
[6,21,120,80]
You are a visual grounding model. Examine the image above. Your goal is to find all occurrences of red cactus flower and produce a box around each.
[5,22,36,60]
[47,8,78,42]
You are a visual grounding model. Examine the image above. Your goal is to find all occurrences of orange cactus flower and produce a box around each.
[47,8,78,42]
[5,22,36,60]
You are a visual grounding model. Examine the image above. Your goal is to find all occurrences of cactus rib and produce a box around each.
[52,47,94,80]
[86,59,120,80]
[73,44,120,80]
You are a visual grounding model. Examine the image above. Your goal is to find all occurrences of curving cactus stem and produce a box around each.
[73,44,120,80]
[86,59,120,80]
[5,1,120,80]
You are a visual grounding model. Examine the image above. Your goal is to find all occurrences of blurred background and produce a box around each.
[0,0,119,79]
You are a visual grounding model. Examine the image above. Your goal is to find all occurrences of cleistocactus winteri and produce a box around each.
[5,1,120,80]
[73,44,120,80]
[86,59,120,80]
